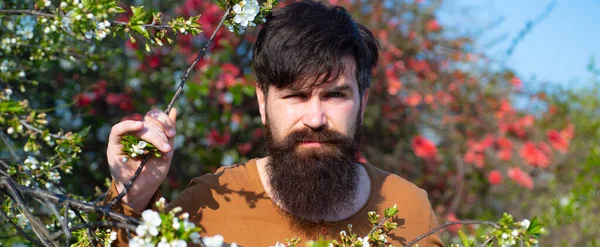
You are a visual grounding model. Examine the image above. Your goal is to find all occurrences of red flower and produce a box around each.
[406,93,422,107]
[510,76,522,90]
[488,170,503,185]
[496,137,512,161]
[148,54,161,69]
[93,80,107,97]
[207,129,231,147]
[425,19,441,32]
[74,93,93,107]
[464,150,485,168]
[412,135,437,159]
[520,142,550,168]
[237,142,252,155]
[445,213,461,233]
[507,167,533,190]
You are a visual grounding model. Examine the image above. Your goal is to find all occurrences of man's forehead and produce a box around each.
[280,63,358,92]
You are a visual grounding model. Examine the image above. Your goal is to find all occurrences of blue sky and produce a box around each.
[438,0,600,88]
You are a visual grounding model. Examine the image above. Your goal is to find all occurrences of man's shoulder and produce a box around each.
[365,164,431,206]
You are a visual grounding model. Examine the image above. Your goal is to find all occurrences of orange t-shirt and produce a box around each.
[104,159,444,247]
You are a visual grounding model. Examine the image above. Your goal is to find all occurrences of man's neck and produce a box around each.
[255,156,372,222]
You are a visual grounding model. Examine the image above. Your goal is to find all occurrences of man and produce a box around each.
[104,1,445,246]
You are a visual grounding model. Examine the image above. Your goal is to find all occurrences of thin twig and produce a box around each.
[0,9,177,30]
[0,132,21,162]
[107,6,232,209]
[0,178,56,246]
[19,120,67,140]
[502,0,556,63]
[406,220,499,247]
[0,158,10,169]
[69,221,137,232]
[44,199,71,244]
[0,177,140,225]
[165,6,232,115]
[480,236,495,247]
[368,215,391,237]
[0,207,44,246]
[0,9,56,18]
[72,204,102,246]
[111,20,171,29]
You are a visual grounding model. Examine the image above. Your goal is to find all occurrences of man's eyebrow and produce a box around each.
[328,84,352,92]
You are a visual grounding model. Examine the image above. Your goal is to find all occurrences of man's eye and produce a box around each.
[284,94,305,99]
[326,92,346,98]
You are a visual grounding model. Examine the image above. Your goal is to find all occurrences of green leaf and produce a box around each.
[0,101,24,113]
[113,6,127,13]
[458,230,472,247]
[82,0,93,9]
[384,204,398,218]
[78,125,91,138]
[130,25,150,40]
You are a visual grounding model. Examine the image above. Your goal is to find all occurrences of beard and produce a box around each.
[264,113,362,229]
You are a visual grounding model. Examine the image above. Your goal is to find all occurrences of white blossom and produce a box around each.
[110,231,118,241]
[132,141,147,155]
[232,0,260,27]
[520,219,531,229]
[170,240,187,247]
[190,232,201,243]
[511,229,519,237]
[136,210,162,237]
[272,242,285,247]
[203,234,224,247]
[360,236,370,247]
[17,16,36,40]
[157,241,171,247]
[18,71,26,78]
[172,217,181,230]
[7,127,14,134]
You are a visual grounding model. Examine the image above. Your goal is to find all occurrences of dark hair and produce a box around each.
[252,0,378,96]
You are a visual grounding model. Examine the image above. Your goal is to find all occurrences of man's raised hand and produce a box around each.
[106,108,177,211]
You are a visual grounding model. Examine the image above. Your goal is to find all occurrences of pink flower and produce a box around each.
[425,19,441,32]
[488,170,503,185]
[510,76,522,90]
[507,167,533,190]
[412,135,437,159]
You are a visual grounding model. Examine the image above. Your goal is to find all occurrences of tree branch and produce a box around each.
[0,207,44,246]
[19,120,67,140]
[107,6,232,209]
[406,220,499,247]
[0,178,56,246]
[0,9,56,18]
[0,177,140,226]
[0,132,21,162]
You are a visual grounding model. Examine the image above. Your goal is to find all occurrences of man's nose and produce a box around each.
[302,98,327,130]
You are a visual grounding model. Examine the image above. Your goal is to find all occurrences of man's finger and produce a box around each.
[108,121,144,146]
[136,126,172,153]
[145,109,177,138]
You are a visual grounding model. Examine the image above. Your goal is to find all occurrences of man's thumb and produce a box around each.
[168,107,178,123]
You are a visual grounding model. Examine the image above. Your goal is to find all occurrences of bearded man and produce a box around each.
[103,1,445,246]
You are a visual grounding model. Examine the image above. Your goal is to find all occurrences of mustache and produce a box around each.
[283,128,351,145]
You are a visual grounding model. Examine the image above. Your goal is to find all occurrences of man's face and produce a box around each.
[256,58,368,147]
[255,58,369,225]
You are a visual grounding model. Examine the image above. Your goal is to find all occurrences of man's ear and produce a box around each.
[360,89,369,121]
[256,84,267,125]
